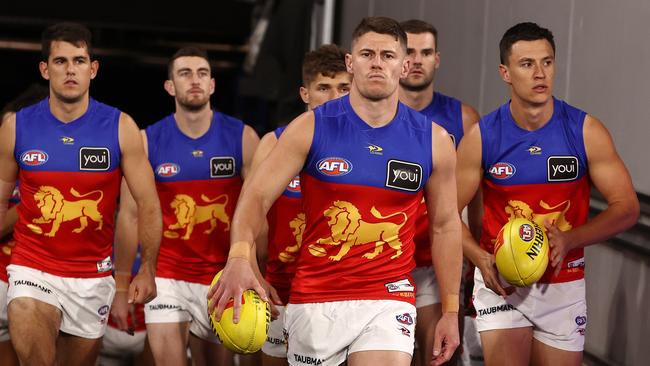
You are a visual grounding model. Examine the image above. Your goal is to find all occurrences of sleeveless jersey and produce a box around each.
[147,112,244,285]
[265,126,303,304]
[290,95,433,305]
[0,184,20,282]
[413,92,464,267]
[480,98,590,283]
[12,98,121,278]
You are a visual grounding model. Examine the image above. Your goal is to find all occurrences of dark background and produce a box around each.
[0,0,328,133]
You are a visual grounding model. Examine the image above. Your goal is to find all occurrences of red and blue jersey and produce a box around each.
[147,112,244,285]
[290,95,433,305]
[265,126,303,304]
[12,98,122,278]
[480,98,590,283]
[413,92,464,267]
[0,184,20,282]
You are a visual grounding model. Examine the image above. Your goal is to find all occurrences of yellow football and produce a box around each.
[207,270,270,354]
[494,218,549,287]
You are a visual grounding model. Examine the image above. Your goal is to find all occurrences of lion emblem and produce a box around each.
[28,186,104,237]
[278,213,306,263]
[164,194,230,240]
[505,199,572,231]
[314,200,407,261]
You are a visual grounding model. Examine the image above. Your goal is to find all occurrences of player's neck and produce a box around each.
[48,93,90,123]
[509,96,554,131]
[174,105,213,139]
[398,83,434,112]
[349,89,399,128]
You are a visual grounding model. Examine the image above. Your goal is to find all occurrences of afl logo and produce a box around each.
[489,162,515,179]
[156,163,180,177]
[518,223,534,242]
[287,176,301,192]
[20,150,48,166]
[317,157,352,176]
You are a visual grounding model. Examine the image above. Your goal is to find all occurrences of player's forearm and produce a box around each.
[137,198,162,272]
[460,222,488,267]
[431,217,463,313]
[0,205,17,238]
[114,208,139,276]
[566,199,639,251]
[229,189,270,260]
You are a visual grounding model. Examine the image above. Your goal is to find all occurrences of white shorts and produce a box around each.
[412,266,440,308]
[6,264,115,339]
[0,280,9,342]
[262,304,287,358]
[144,277,218,343]
[285,300,416,366]
[101,326,146,356]
[473,268,586,351]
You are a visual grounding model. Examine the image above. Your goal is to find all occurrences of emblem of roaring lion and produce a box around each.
[505,199,572,231]
[29,186,104,237]
[164,194,230,240]
[315,200,407,261]
[278,213,306,263]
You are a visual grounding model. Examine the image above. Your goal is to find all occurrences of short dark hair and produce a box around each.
[499,22,555,64]
[1,83,49,122]
[168,46,210,79]
[400,19,439,50]
[302,44,349,87]
[351,17,407,52]
[41,22,93,61]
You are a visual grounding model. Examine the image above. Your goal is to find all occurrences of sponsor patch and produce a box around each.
[396,313,414,325]
[20,150,48,166]
[317,157,352,176]
[60,136,75,145]
[528,146,542,155]
[575,315,587,326]
[80,147,110,171]
[156,162,180,177]
[385,160,422,192]
[286,176,301,192]
[519,223,534,242]
[210,156,235,178]
[96,256,113,273]
[489,162,515,179]
[399,326,411,337]
[98,305,110,315]
[293,354,323,365]
[477,304,515,316]
[567,257,585,268]
[366,144,383,155]
[385,278,415,293]
[547,156,578,181]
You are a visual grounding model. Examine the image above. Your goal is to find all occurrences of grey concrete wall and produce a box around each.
[338,0,650,196]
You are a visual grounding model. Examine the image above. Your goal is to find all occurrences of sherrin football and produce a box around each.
[207,270,270,354]
[494,218,549,287]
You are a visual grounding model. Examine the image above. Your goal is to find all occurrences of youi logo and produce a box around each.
[317,157,352,176]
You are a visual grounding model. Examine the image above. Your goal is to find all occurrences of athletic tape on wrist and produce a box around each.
[442,295,459,313]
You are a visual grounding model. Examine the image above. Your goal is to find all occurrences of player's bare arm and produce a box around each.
[456,124,512,297]
[119,113,162,304]
[111,178,140,333]
[240,125,261,180]
[461,104,483,240]
[427,123,462,365]
[544,115,639,274]
[0,115,18,229]
[208,111,314,322]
